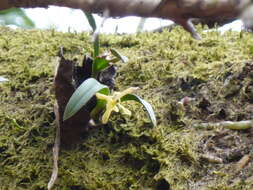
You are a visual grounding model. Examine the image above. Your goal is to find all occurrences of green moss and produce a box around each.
[1,26,253,190]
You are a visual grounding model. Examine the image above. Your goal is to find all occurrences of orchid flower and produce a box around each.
[96,87,139,124]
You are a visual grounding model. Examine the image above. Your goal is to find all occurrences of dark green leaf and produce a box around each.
[110,48,128,63]
[0,8,35,29]
[84,12,99,59]
[84,12,96,32]
[63,78,109,121]
[121,94,157,127]
[92,57,110,78]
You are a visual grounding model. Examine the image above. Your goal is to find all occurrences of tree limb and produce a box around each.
[1,1,251,37]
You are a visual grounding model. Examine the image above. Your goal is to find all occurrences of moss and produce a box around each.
[0,26,253,190]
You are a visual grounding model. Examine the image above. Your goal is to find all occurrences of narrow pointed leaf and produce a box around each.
[110,49,128,63]
[93,35,100,58]
[108,58,120,63]
[84,12,99,59]
[84,12,96,32]
[121,94,157,127]
[63,78,109,121]
[0,8,35,29]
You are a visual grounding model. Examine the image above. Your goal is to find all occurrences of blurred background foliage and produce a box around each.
[0,8,35,29]
[0,7,167,33]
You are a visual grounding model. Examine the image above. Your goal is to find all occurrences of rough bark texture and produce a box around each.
[54,54,91,147]
[242,4,253,31]
[1,0,251,18]
[0,0,252,38]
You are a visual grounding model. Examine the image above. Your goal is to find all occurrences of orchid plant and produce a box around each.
[63,13,156,127]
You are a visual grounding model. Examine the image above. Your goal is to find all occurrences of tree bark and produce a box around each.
[1,0,252,37]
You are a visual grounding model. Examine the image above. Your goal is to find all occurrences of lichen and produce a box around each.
[0,26,253,190]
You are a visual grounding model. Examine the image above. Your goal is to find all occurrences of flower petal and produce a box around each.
[118,104,131,116]
[114,87,139,100]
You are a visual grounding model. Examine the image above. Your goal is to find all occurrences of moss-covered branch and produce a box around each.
[1,0,253,38]
[1,25,253,190]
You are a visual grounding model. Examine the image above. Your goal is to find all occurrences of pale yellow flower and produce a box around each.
[96,87,139,124]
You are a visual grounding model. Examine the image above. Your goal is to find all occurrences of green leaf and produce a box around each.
[0,8,35,29]
[90,87,109,119]
[84,12,97,32]
[93,34,100,58]
[121,94,157,127]
[108,58,120,63]
[90,100,106,119]
[63,78,109,121]
[110,48,128,63]
[84,12,99,58]
[250,46,253,54]
[92,57,110,78]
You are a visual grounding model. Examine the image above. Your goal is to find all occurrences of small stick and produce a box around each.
[236,155,250,171]
[201,154,223,164]
[194,120,253,130]
[47,103,61,190]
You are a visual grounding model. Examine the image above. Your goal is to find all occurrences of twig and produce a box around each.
[47,103,61,190]
[236,155,250,171]
[201,154,223,164]
[194,120,253,130]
